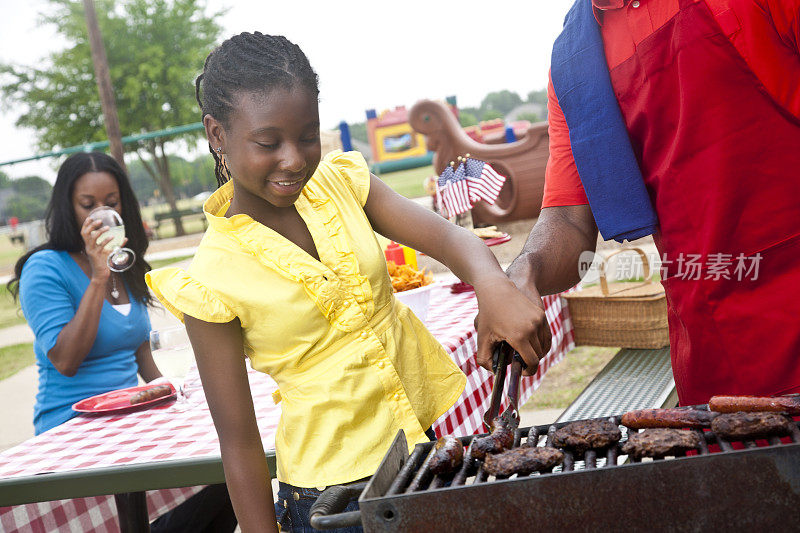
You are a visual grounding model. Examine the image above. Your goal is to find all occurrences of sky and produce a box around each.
[0,0,575,182]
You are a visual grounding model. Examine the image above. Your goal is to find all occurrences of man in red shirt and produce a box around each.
[494,0,800,406]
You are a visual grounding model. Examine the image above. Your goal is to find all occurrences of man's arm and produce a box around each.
[506,205,599,298]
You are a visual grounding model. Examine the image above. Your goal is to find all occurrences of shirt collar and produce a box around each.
[593,0,628,9]
[204,180,234,219]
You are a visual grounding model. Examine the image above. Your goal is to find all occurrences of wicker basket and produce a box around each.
[564,248,669,349]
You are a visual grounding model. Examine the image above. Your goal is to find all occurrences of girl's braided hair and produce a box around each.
[195,32,319,187]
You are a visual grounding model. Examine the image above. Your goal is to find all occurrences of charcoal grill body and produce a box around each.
[357,427,800,532]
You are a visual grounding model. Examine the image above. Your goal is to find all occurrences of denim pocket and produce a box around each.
[274,499,292,531]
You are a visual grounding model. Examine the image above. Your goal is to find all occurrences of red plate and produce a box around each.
[483,233,511,247]
[72,383,177,413]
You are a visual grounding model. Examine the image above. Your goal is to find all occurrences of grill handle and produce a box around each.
[309,482,367,530]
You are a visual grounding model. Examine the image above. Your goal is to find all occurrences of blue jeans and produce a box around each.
[274,482,362,533]
[274,428,436,532]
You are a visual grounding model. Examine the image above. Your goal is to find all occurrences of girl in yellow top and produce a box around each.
[146,32,550,532]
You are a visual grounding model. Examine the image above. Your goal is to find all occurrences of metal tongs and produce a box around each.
[483,341,528,432]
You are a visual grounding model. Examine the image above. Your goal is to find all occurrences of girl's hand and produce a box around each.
[474,278,552,376]
[80,217,113,282]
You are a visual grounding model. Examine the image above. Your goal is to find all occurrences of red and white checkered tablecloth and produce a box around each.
[0,283,574,532]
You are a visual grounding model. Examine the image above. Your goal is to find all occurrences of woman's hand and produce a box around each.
[473,276,552,376]
[79,216,114,282]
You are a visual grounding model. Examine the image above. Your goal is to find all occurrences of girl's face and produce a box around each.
[71,171,122,227]
[211,86,322,210]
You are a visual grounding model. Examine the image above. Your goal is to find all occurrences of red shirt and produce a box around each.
[542,0,800,208]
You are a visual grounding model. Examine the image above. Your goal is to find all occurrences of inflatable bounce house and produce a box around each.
[338,96,533,173]
[366,106,427,162]
[361,96,460,173]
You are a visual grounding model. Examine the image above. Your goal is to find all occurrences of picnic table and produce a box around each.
[0,282,575,532]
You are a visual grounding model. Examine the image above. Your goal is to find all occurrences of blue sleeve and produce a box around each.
[19,252,77,361]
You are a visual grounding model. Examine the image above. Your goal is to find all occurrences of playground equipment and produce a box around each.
[409,99,549,224]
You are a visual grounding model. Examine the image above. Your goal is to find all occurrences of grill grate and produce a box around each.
[388,411,800,495]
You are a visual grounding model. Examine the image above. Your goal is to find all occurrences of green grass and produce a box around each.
[0,235,26,274]
[374,165,432,199]
[522,345,619,410]
[0,286,26,329]
[0,343,34,381]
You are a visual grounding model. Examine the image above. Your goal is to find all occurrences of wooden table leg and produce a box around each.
[114,491,150,533]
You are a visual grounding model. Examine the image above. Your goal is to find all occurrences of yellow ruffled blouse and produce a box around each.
[146,151,466,487]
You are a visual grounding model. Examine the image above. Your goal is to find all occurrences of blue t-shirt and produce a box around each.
[19,250,151,434]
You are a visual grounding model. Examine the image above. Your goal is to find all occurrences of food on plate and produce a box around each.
[472,416,518,460]
[553,419,622,453]
[483,446,564,476]
[621,408,718,429]
[428,436,465,475]
[387,261,433,292]
[710,412,793,440]
[472,226,505,240]
[129,384,173,405]
[708,395,800,415]
[622,428,701,458]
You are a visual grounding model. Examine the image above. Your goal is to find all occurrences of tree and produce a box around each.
[3,175,53,222]
[481,109,504,121]
[0,0,222,235]
[527,89,548,106]
[6,195,48,222]
[346,122,368,144]
[458,112,478,127]
[480,90,523,117]
[12,176,52,198]
[515,112,542,123]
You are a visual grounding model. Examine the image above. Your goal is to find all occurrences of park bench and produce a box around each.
[557,346,677,422]
[153,207,207,239]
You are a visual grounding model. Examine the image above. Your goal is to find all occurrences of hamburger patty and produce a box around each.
[622,428,701,458]
[710,412,793,440]
[483,446,564,477]
[553,419,622,453]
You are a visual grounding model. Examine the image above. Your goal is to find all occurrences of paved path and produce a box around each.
[0,323,34,349]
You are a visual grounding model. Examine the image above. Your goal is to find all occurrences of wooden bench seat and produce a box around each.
[153,207,206,239]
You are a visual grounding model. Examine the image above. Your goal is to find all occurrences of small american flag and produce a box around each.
[465,157,506,204]
[437,164,455,216]
[449,162,472,215]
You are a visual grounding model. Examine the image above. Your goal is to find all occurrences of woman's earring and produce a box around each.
[215,147,223,154]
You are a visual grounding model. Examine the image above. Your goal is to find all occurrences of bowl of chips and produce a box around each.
[388,261,435,322]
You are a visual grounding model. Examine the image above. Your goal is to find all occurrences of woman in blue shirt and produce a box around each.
[10,153,159,433]
[8,152,236,533]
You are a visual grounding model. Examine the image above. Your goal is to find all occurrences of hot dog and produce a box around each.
[621,408,718,429]
[708,395,800,414]
[129,384,173,405]
[472,416,517,461]
[428,436,464,475]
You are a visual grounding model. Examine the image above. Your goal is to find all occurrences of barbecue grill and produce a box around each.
[311,410,800,531]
